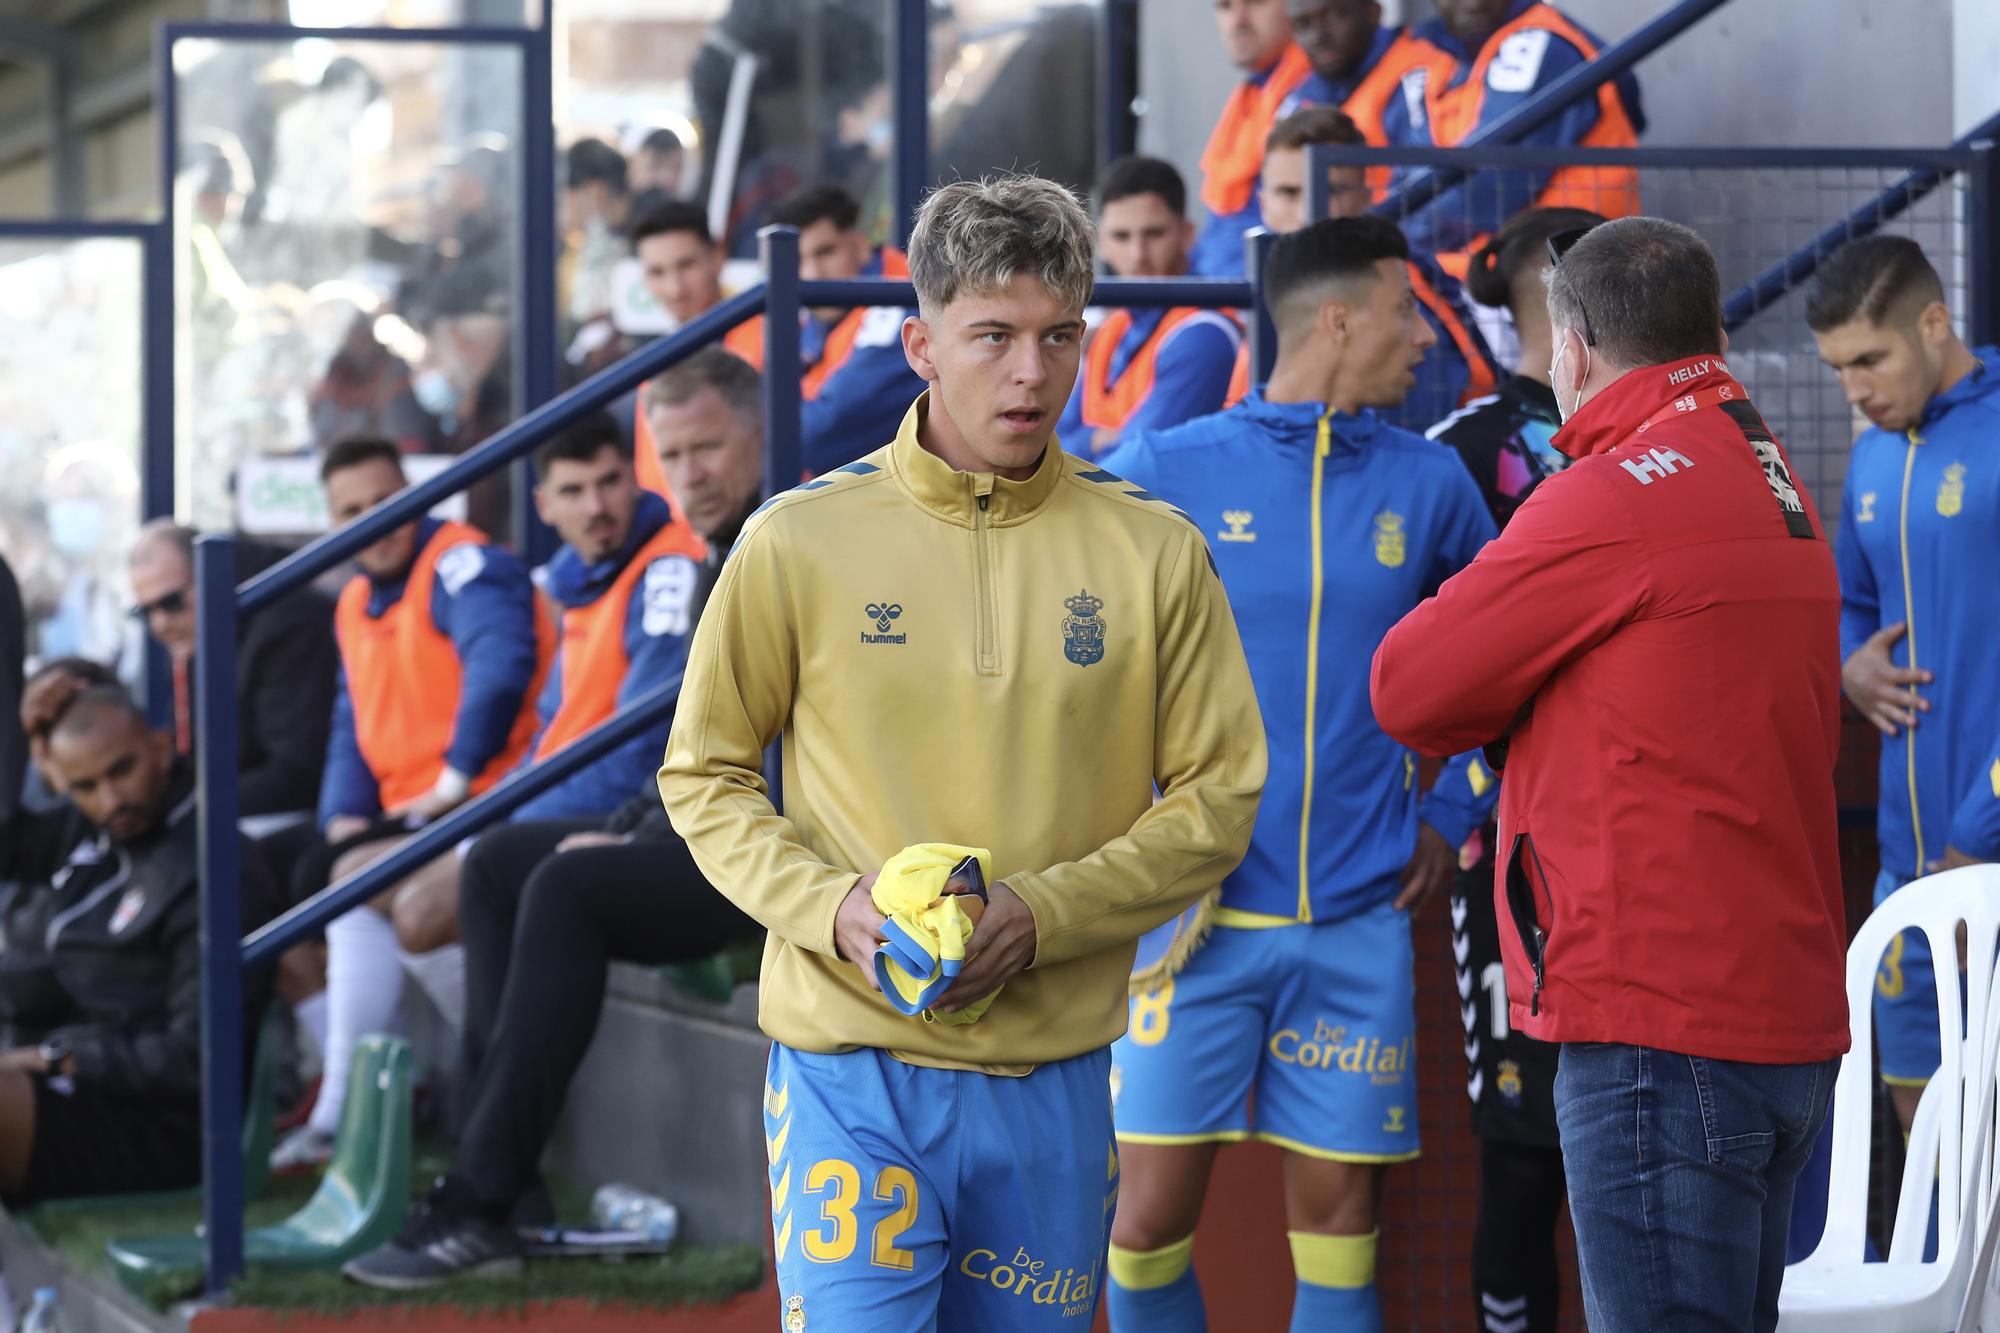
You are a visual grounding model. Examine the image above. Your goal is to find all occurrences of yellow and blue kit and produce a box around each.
[659,394,1266,1328]
[1837,347,2000,1083]
[1099,391,1496,1163]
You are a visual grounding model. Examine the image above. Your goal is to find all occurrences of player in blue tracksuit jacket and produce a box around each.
[1099,217,1495,1333]
[1381,0,1645,260]
[1806,236,2000,1131]
[512,487,697,821]
[766,184,930,475]
[318,517,541,829]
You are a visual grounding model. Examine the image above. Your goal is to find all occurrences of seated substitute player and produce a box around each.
[1098,216,1496,1332]
[1055,156,1242,456]
[1248,105,1497,431]
[767,183,932,475]
[1807,236,2000,1134]
[658,174,1267,1330]
[0,682,277,1202]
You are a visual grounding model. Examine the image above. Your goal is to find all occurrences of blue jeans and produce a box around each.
[1555,1042,1838,1332]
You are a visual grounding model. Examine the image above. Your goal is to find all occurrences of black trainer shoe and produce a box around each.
[343,1183,522,1290]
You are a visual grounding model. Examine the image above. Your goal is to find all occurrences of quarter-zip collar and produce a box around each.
[889,391,1066,527]
[1235,389,1379,459]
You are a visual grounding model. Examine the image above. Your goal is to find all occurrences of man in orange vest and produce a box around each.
[1278,0,1445,188]
[1058,157,1242,456]
[1249,107,1497,431]
[1383,0,1644,265]
[1189,0,1309,277]
[272,435,550,1173]
[274,417,707,1175]
[622,202,764,500]
[768,183,928,473]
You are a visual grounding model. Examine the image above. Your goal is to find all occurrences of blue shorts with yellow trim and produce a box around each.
[1110,903,1420,1162]
[1873,867,1944,1086]
[763,1043,1116,1332]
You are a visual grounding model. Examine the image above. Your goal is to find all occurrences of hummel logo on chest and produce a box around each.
[862,602,906,644]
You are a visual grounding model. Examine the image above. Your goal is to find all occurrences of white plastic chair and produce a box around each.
[1779,864,2000,1331]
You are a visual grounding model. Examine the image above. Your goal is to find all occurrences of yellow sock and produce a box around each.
[1107,1234,1196,1291]
[1288,1228,1377,1289]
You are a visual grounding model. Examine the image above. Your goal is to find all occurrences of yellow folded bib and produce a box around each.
[871,843,999,1024]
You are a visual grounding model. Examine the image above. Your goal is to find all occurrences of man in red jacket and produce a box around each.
[1369,216,1848,1333]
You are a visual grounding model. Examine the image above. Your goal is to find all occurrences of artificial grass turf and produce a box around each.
[14,1150,762,1315]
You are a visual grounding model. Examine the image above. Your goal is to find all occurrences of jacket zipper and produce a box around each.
[1899,434,1925,874]
[1295,414,1332,922]
[1504,832,1553,1016]
[973,480,1000,676]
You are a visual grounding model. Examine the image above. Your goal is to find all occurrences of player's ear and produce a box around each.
[902,314,940,383]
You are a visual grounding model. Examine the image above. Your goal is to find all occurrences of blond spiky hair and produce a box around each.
[907,174,1096,318]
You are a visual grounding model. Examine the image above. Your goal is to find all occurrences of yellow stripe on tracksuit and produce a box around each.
[1294,413,1334,923]
[1900,434,1926,872]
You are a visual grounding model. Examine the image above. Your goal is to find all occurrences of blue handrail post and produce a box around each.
[516,17,560,565]
[141,218,176,728]
[1305,145,1331,226]
[1100,0,1135,165]
[1246,227,1279,385]
[761,226,804,493]
[1969,141,1999,349]
[193,535,245,1294]
[892,0,930,248]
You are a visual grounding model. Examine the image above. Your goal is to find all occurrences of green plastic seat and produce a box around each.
[25,1007,283,1223]
[661,939,762,1005]
[105,1034,414,1305]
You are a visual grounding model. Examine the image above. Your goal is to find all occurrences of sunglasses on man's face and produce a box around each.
[1546,226,1599,348]
[130,588,190,621]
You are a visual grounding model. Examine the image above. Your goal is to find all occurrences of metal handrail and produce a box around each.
[1374,0,1731,220]
[237,288,768,616]
[1722,109,2000,330]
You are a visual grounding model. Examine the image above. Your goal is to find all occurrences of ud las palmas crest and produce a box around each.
[1063,589,1106,666]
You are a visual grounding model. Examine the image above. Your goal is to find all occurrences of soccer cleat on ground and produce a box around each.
[343,1184,523,1290]
[267,1124,334,1176]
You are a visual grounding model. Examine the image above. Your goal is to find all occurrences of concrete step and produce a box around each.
[0,1213,182,1333]
[545,964,770,1248]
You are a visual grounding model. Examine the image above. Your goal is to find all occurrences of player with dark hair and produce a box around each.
[1190,0,1308,276]
[1100,215,1495,1332]
[0,683,277,1202]
[624,202,764,497]
[1056,156,1241,456]
[1809,234,2000,1135]
[1242,107,1497,432]
[766,182,927,473]
[661,173,1266,1329]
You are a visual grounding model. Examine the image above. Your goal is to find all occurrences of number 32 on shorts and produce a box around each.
[801,1159,921,1268]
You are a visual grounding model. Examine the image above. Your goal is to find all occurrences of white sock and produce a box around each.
[399,942,468,1032]
[293,989,330,1066]
[311,906,406,1138]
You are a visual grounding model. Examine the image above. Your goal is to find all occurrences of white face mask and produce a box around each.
[1551,330,1591,424]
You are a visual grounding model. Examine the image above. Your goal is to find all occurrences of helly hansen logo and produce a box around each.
[862,602,906,644]
[1621,447,1693,486]
[1666,357,1724,386]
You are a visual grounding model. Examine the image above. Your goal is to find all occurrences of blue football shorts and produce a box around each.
[764,1043,1117,1332]
[1873,867,1946,1086]
[1111,902,1420,1162]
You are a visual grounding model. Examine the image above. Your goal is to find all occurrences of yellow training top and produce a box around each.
[658,393,1267,1074]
